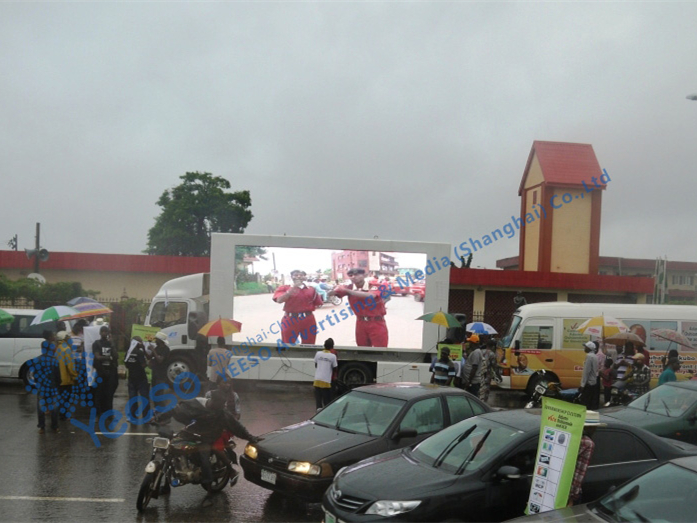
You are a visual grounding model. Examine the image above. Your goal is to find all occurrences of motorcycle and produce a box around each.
[604,381,640,407]
[136,422,239,511]
[525,370,580,409]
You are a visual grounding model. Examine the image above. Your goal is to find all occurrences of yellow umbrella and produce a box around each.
[575,315,628,339]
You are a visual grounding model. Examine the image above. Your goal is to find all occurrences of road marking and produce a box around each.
[0,496,124,503]
[94,432,157,436]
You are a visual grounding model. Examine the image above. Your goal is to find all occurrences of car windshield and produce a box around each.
[595,462,697,522]
[501,315,522,347]
[410,417,521,474]
[312,391,405,436]
[628,385,697,418]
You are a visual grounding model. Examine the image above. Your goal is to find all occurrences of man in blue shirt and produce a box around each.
[430,347,456,386]
[658,357,680,386]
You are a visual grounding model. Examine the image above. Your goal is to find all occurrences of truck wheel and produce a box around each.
[166,355,195,386]
[339,363,374,388]
[20,364,36,388]
[414,294,423,302]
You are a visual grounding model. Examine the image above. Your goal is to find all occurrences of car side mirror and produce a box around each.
[497,465,521,480]
[393,428,418,441]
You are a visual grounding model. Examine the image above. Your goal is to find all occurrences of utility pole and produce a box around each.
[34,223,40,274]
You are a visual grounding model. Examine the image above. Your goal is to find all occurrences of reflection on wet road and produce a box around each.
[0,379,523,522]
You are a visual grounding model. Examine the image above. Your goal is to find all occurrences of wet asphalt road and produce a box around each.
[0,379,524,522]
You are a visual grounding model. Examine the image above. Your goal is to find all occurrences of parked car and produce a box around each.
[603,380,697,444]
[322,409,697,522]
[0,308,61,386]
[240,383,491,501]
[509,455,697,522]
[411,282,425,302]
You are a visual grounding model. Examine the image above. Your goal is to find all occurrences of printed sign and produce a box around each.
[526,398,586,514]
[438,343,463,361]
[562,319,591,350]
[131,324,161,343]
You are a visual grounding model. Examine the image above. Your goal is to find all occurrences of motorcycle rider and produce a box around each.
[189,377,257,492]
[629,353,651,396]
[611,342,636,390]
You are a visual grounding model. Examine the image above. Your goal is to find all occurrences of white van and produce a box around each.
[0,308,60,385]
[498,302,697,394]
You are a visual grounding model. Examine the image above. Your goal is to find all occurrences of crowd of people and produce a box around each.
[429,334,501,404]
[34,319,173,433]
[577,339,680,409]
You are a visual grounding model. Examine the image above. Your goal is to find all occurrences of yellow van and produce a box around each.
[498,302,697,395]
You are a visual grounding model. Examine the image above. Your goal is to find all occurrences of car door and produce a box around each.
[389,396,445,450]
[486,437,538,521]
[582,428,658,502]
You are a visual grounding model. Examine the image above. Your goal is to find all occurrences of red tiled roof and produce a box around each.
[519,141,605,195]
[0,250,209,274]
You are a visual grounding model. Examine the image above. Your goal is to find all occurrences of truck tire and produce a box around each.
[339,363,374,388]
[166,354,196,386]
[414,294,423,302]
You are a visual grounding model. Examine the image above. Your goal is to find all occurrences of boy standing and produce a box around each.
[314,340,338,411]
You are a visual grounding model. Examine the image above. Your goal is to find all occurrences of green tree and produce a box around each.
[146,172,253,256]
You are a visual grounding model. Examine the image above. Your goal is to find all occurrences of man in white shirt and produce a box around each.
[314,340,338,411]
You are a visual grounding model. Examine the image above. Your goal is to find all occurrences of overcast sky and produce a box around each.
[2,2,696,270]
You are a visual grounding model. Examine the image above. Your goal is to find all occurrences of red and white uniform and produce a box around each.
[273,284,323,344]
[334,282,388,347]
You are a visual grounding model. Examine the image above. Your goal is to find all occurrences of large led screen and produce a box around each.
[234,246,427,349]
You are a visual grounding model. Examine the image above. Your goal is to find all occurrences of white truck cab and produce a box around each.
[145,273,210,384]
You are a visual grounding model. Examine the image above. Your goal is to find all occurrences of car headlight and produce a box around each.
[288,461,321,475]
[365,500,421,517]
[244,443,258,460]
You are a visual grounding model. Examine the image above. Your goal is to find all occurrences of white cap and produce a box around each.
[584,341,596,350]
[56,330,70,341]
[155,331,169,345]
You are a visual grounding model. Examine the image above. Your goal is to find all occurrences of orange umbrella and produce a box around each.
[198,318,242,337]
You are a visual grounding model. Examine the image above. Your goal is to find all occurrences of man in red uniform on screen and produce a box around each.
[329,268,389,347]
[273,270,323,344]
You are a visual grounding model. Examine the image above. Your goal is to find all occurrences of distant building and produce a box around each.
[331,250,398,281]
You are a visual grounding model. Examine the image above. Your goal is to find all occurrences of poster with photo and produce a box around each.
[526,398,586,515]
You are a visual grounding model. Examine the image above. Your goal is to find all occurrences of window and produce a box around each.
[521,325,554,350]
[149,301,189,328]
[400,397,444,435]
[590,430,654,465]
[446,395,475,424]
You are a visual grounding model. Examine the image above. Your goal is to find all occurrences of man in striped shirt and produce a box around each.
[430,347,456,387]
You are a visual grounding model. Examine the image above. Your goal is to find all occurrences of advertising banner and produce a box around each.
[526,398,586,515]
[437,343,463,360]
[131,324,161,343]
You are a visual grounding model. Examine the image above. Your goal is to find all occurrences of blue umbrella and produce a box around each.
[465,322,498,335]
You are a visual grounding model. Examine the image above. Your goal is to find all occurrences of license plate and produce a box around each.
[535,384,546,394]
[260,468,277,485]
[324,509,337,523]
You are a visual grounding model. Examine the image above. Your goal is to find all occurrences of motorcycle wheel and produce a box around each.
[330,295,342,306]
[136,472,156,511]
[203,451,232,493]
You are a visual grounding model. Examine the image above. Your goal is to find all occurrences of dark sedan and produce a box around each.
[240,383,490,501]
[603,380,697,444]
[510,455,697,522]
[322,409,697,522]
